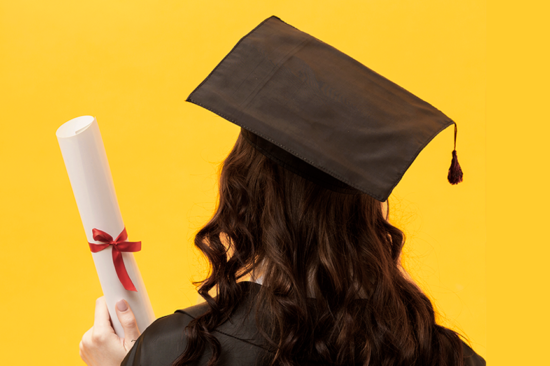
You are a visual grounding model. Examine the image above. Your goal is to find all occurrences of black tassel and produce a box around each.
[448,150,463,184]
[447,124,463,185]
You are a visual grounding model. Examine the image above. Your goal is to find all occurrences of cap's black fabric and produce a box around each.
[187,15,455,201]
[241,128,361,194]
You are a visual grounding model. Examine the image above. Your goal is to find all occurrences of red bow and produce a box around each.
[88,227,141,292]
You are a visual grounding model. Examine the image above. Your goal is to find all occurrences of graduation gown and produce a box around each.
[121,282,485,366]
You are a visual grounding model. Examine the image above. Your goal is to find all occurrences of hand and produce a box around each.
[79,297,141,366]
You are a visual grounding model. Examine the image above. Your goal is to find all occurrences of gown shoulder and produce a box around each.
[121,286,270,366]
[461,340,486,366]
[121,311,194,366]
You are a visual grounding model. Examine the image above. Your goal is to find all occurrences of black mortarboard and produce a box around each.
[186,16,463,201]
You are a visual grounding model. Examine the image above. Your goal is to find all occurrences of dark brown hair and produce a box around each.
[174,132,467,366]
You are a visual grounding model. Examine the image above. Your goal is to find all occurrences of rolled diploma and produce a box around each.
[56,115,155,336]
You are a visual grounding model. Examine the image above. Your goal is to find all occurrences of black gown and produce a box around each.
[121,282,485,366]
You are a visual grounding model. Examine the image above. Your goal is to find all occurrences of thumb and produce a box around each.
[115,299,141,349]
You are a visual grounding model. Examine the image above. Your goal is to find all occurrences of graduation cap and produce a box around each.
[186,16,463,202]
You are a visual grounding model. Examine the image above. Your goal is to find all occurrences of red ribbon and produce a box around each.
[88,227,141,292]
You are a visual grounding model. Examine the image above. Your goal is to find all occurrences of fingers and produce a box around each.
[93,296,114,336]
[115,299,141,350]
[81,298,131,366]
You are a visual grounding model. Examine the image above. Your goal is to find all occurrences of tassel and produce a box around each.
[447,124,463,185]
[448,150,463,184]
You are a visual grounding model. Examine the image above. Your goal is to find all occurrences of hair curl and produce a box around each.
[173,132,467,366]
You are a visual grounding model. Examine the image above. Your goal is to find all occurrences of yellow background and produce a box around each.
[1,0,533,364]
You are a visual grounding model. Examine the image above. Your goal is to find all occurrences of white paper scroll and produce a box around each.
[57,116,155,336]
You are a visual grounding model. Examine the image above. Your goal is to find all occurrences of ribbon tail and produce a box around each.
[111,247,138,292]
[116,241,142,252]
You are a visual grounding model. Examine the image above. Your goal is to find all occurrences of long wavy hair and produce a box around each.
[174,132,467,366]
